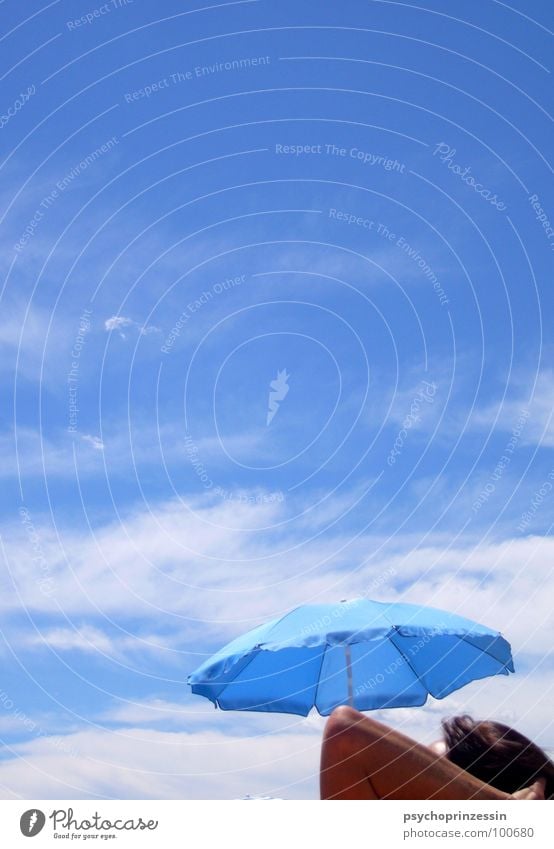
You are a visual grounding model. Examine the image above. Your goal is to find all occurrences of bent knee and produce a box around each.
[324,706,365,741]
[329,705,362,726]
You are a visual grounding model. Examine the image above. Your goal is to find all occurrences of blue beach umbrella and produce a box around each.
[188,599,514,716]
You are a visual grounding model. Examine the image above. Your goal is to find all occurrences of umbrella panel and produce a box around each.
[216,646,325,715]
[390,633,512,700]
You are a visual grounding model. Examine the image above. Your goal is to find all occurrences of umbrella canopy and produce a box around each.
[188,599,514,716]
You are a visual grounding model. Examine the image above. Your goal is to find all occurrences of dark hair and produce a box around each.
[442,715,554,799]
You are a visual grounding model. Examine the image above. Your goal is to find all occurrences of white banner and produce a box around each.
[1,800,552,848]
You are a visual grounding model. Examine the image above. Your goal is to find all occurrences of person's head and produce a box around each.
[441,714,554,798]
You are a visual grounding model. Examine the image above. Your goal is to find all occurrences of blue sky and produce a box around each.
[0,0,553,799]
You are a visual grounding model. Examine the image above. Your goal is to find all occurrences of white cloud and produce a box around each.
[19,625,177,661]
[0,420,275,482]
[469,368,554,447]
[0,662,551,800]
[104,316,160,339]
[104,315,133,337]
[99,699,213,728]
[0,302,58,383]
[0,427,110,480]
[1,481,552,804]
[1,492,552,799]
[1,493,552,662]
[0,723,321,799]
[28,625,115,654]
[81,434,104,451]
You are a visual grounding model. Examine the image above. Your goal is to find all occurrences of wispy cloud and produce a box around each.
[1,493,552,659]
[0,302,55,382]
[21,625,173,660]
[0,420,275,481]
[0,723,321,799]
[104,315,160,339]
[0,427,107,480]
[469,368,554,448]
[0,662,551,799]
[81,434,104,451]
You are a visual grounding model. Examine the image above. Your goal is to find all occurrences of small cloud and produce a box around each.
[81,434,104,451]
[104,316,133,336]
[104,316,160,339]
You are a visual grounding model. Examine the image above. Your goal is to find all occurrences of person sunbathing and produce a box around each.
[320,706,554,800]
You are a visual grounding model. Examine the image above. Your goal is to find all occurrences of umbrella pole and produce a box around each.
[345,644,354,706]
